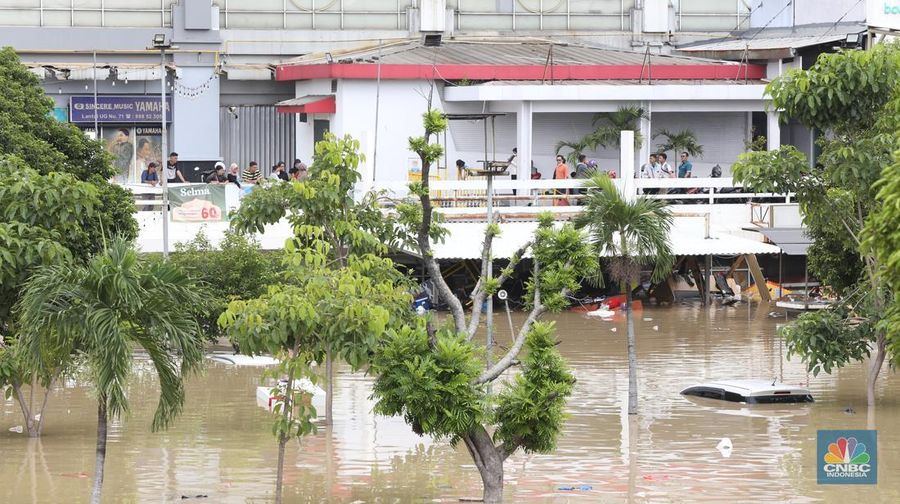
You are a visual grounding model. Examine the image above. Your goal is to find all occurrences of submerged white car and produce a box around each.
[681,379,814,404]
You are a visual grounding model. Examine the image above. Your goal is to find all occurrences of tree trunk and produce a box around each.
[462,426,505,503]
[866,333,886,408]
[625,282,638,416]
[90,397,108,504]
[274,355,297,504]
[13,383,36,436]
[325,349,334,426]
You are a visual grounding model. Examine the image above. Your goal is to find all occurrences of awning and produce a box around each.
[677,23,867,60]
[755,227,812,256]
[275,95,335,114]
[421,221,781,260]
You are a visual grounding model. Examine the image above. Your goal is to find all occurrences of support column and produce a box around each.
[638,102,651,168]
[766,110,781,151]
[515,100,533,181]
[620,130,636,201]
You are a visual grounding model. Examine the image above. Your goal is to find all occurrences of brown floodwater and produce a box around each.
[2,303,898,503]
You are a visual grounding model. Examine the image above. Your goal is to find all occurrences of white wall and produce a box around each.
[334,79,449,183]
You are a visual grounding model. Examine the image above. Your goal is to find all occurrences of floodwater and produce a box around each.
[2,303,898,503]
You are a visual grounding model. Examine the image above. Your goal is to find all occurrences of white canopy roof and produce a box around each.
[426,219,780,260]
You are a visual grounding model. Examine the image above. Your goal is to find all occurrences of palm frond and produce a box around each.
[576,173,674,284]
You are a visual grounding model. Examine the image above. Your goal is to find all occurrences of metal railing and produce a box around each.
[127,177,793,209]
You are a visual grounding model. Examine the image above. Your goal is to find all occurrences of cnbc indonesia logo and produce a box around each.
[886,2,900,14]
[817,430,877,485]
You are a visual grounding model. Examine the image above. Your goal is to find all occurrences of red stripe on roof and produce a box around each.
[276,63,766,82]
[276,96,336,114]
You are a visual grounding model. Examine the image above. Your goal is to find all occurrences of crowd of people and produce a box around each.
[138,153,309,188]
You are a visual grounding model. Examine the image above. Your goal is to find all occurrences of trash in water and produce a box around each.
[716,437,733,458]
[558,485,593,491]
[611,327,617,332]
[643,318,653,322]
[652,325,659,331]
[8,425,23,433]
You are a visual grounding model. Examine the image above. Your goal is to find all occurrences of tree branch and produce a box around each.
[475,261,560,385]
[415,125,466,334]
[465,240,531,341]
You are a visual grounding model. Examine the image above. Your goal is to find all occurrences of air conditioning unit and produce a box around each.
[420,0,447,32]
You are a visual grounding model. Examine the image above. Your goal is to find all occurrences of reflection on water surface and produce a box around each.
[2,304,897,503]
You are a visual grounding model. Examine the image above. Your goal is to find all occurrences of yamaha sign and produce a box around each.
[868,0,900,31]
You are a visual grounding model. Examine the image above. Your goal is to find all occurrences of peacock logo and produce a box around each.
[818,430,877,484]
[823,437,870,465]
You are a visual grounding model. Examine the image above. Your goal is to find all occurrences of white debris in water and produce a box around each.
[611,327,617,332]
[652,326,659,331]
[8,425,23,434]
[643,318,653,322]
[717,437,733,458]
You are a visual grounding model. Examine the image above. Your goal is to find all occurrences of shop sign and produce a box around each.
[868,0,900,31]
[69,95,172,123]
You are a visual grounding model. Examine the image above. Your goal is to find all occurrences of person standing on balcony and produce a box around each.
[640,154,659,195]
[165,152,186,184]
[553,155,570,206]
[677,152,693,178]
[658,152,674,178]
[242,161,261,185]
[140,162,159,187]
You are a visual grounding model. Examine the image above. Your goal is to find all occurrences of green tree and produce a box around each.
[372,109,596,503]
[0,159,103,437]
[219,242,413,504]
[0,47,137,436]
[556,105,645,164]
[654,128,704,160]
[575,173,674,415]
[16,239,205,504]
[732,43,900,407]
[230,133,405,424]
[170,229,280,341]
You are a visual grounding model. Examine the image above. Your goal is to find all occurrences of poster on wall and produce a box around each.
[168,184,227,222]
[135,127,162,178]
[103,127,135,184]
[407,157,423,181]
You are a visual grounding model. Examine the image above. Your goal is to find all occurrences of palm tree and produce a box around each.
[556,106,646,164]
[590,105,646,149]
[575,173,674,415]
[654,128,704,160]
[16,239,205,504]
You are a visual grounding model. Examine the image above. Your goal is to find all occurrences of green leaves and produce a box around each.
[782,307,875,376]
[575,172,674,286]
[493,321,574,454]
[15,239,205,430]
[767,45,900,131]
[370,324,486,439]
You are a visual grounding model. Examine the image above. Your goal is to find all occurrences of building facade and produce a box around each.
[0,0,872,184]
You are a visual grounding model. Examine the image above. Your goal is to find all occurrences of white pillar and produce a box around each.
[767,110,781,151]
[516,100,533,181]
[620,130,636,202]
[638,103,651,168]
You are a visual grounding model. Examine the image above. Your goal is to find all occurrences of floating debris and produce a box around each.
[611,327,617,332]
[652,325,659,331]
[716,438,733,458]
[8,425,23,434]
[558,485,593,491]
[643,318,653,322]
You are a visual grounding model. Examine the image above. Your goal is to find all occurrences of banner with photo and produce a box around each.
[103,127,136,184]
[135,127,162,178]
[168,184,227,222]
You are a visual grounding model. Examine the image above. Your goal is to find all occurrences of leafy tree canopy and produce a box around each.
[733,44,900,402]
